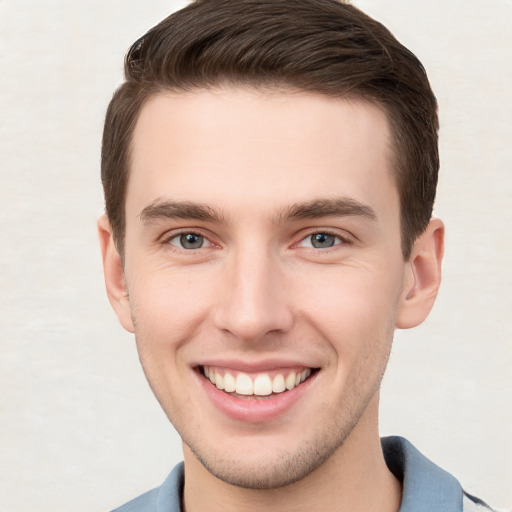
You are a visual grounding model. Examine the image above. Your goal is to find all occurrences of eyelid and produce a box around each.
[170,233,211,249]
[160,228,218,250]
[294,228,354,249]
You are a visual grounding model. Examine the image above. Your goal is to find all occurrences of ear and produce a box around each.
[396,218,445,329]
[97,215,135,333]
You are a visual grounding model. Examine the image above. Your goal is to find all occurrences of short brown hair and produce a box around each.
[101,0,438,259]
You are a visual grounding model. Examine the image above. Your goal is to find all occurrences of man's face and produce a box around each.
[115,89,414,488]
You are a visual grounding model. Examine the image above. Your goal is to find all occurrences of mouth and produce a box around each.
[199,365,317,399]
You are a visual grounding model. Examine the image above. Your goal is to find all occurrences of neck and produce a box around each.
[182,399,402,512]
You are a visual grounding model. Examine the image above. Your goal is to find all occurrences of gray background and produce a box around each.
[0,1,511,510]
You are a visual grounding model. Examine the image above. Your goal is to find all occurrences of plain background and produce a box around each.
[0,1,510,510]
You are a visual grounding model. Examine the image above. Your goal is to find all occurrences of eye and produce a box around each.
[168,232,210,250]
[299,232,343,249]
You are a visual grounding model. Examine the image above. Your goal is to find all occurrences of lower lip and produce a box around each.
[197,370,317,423]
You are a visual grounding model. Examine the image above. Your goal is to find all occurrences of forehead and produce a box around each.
[127,88,397,221]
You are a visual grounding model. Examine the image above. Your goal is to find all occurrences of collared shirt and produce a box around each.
[111,436,494,512]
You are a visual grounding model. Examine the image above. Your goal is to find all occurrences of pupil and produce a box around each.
[181,233,203,249]
[312,233,335,248]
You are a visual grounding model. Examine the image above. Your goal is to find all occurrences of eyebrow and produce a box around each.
[277,197,377,224]
[139,197,376,226]
[139,200,224,224]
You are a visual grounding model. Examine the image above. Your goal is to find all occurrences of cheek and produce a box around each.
[126,269,214,421]
[127,267,213,349]
[296,264,403,355]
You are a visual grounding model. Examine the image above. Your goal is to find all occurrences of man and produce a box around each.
[98,0,495,510]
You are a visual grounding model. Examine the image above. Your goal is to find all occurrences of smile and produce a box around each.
[202,366,314,397]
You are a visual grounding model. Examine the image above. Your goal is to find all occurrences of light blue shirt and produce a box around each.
[111,436,493,512]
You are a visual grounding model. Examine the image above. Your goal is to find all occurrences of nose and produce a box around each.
[213,246,294,343]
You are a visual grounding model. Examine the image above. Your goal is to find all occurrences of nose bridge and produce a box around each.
[214,240,292,341]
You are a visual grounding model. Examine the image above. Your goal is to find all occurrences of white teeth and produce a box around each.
[203,367,312,396]
[214,372,224,390]
[285,372,296,390]
[223,372,236,392]
[272,374,286,393]
[253,374,273,396]
[235,373,253,395]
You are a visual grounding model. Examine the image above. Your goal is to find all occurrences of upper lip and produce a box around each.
[193,357,319,373]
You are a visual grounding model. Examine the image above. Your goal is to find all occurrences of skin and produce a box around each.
[99,88,444,512]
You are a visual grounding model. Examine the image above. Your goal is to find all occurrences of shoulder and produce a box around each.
[111,488,159,512]
[381,436,498,512]
[109,462,184,512]
[463,492,499,512]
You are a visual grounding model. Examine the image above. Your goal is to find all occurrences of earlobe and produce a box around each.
[97,216,135,333]
[396,218,445,329]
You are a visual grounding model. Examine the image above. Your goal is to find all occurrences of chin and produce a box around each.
[184,424,355,490]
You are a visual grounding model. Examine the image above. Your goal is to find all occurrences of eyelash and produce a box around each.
[295,229,352,250]
[162,230,214,252]
[161,229,352,252]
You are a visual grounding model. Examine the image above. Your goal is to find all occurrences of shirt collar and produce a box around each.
[382,436,463,512]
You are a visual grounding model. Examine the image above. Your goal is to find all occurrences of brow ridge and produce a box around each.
[139,200,223,223]
[139,197,376,226]
[277,197,377,224]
